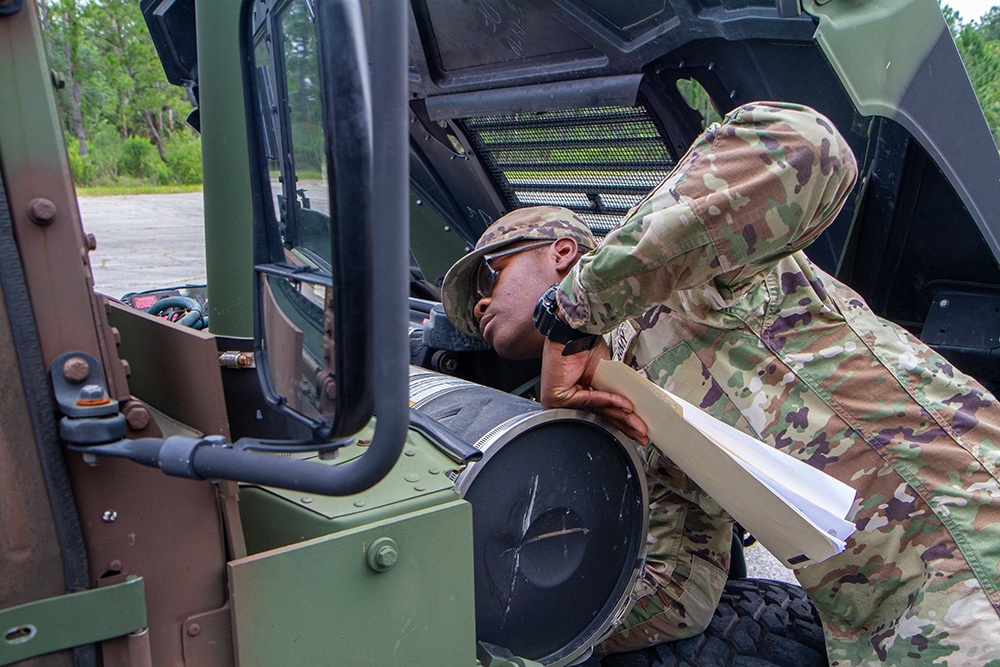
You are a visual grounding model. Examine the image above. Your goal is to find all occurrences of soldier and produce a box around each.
[440,102,1000,665]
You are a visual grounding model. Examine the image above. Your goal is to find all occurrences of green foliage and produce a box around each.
[41,0,201,188]
[163,131,204,185]
[119,137,156,179]
[676,79,722,129]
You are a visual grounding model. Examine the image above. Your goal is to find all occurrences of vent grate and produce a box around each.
[462,105,674,238]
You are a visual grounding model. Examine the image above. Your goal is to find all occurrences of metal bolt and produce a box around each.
[356,437,371,447]
[375,545,398,568]
[125,404,150,430]
[108,560,123,571]
[187,623,202,637]
[79,384,105,401]
[82,452,103,466]
[939,299,950,308]
[62,356,91,383]
[102,510,118,523]
[121,359,131,377]
[301,496,313,504]
[366,537,399,572]
[85,233,97,251]
[27,198,57,226]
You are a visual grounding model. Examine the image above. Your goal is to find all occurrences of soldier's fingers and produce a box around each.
[596,407,649,444]
[572,388,634,413]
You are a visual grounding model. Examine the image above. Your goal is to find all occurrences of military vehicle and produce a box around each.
[3,0,999,665]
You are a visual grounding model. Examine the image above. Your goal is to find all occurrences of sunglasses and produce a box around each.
[474,240,554,299]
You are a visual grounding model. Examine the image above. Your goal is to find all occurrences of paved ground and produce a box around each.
[78,192,207,299]
[76,191,799,586]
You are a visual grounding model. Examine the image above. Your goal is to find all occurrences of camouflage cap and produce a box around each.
[441,206,597,338]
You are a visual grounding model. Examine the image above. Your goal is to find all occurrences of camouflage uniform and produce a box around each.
[553,102,1000,665]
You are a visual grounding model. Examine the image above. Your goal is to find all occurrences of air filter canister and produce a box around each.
[410,368,648,666]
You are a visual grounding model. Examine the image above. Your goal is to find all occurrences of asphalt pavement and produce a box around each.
[75,190,799,586]
[78,191,207,299]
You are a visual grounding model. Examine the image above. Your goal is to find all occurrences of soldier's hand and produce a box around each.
[539,338,649,443]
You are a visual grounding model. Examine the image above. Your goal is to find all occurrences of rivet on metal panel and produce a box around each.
[300,496,313,504]
[111,326,121,346]
[353,500,365,508]
[49,69,65,89]
[186,623,202,637]
[404,473,420,483]
[62,356,91,383]
[86,233,98,251]
[356,437,371,447]
[121,359,131,378]
[102,510,118,523]
[27,198,57,226]
[404,448,416,457]
[108,560,123,572]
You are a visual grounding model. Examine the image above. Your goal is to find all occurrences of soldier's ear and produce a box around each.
[552,237,579,273]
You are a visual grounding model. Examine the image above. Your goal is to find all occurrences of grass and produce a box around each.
[77,183,203,197]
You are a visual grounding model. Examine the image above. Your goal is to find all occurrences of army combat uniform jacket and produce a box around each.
[556,102,1000,666]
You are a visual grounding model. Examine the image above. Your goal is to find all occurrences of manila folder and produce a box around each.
[592,360,856,568]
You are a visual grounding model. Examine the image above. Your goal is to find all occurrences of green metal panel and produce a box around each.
[228,500,477,666]
[410,191,471,288]
[240,428,463,553]
[197,0,255,337]
[0,577,146,666]
[805,0,945,116]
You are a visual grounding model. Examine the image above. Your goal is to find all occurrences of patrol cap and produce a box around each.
[441,206,597,338]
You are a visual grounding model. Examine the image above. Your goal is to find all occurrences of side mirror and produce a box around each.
[252,0,408,443]
[251,0,373,439]
[74,0,411,496]
[248,0,411,488]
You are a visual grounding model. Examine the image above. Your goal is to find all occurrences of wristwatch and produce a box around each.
[533,284,600,356]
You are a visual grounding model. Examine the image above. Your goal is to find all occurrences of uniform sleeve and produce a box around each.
[555,102,858,333]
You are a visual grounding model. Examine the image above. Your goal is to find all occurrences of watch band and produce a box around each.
[532,284,600,355]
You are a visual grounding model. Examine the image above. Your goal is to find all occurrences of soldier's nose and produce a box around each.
[473,298,490,329]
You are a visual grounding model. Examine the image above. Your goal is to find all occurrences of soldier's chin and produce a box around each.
[492,333,544,360]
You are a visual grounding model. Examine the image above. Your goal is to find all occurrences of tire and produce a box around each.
[599,579,827,667]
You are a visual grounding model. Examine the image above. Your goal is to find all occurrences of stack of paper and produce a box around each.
[592,360,857,568]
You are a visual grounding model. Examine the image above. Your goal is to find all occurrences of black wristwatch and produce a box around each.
[533,284,600,356]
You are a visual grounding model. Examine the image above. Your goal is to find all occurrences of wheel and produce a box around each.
[599,579,827,667]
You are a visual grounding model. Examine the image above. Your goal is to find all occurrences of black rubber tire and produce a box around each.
[599,579,828,667]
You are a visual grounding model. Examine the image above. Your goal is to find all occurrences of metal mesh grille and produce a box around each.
[462,106,673,237]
